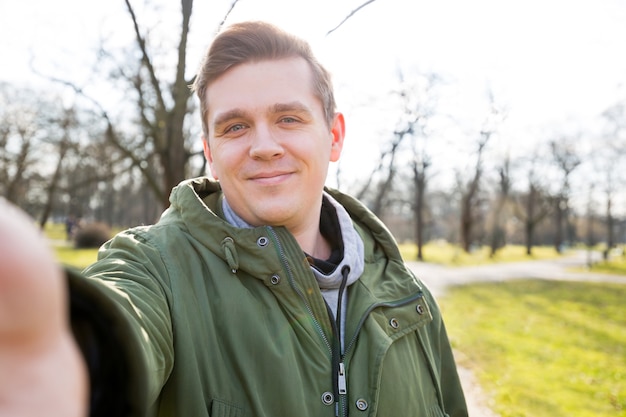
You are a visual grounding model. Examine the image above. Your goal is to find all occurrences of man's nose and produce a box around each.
[249,123,284,160]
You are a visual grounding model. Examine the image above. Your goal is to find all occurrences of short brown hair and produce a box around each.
[191,21,336,136]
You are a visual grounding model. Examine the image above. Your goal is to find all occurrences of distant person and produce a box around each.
[0,21,467,417]
[65,214,77,241]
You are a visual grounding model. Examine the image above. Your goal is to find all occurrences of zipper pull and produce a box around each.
[338,362,347,395]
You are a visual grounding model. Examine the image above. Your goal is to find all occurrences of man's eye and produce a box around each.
[226,124,245,133]
[281,117,298,124]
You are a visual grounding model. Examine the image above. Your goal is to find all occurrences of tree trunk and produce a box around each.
[413,161,427,261]
[38,138,70,229]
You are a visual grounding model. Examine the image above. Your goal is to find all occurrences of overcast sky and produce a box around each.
[2,0,626,198]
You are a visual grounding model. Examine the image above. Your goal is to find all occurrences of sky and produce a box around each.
[2,0,626,201]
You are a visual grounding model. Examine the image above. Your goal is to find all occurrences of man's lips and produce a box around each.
[248,171,294,183]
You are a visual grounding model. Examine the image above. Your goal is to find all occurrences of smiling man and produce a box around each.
[0,21,467,417]
[202,57,344,258]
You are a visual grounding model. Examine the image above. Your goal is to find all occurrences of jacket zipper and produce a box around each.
[325,266,350,417]
[266,227,333,353]
[337,290,427,417]
[269,227,347,414]
[267,227,426,417]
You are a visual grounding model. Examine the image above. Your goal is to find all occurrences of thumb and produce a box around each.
[0,199,66,344]
[0,199,88,417]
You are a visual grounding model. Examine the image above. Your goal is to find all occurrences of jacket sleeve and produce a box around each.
[66,229,175,417]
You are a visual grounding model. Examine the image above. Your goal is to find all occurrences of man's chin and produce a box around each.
[248,204,295,227]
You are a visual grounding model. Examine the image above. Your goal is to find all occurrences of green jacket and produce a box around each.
[70,177,467,417]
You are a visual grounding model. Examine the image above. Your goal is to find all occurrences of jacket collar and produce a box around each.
[165,177,418,300]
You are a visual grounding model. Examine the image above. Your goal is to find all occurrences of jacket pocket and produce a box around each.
[428,404,448,417]
[208,399,244,417]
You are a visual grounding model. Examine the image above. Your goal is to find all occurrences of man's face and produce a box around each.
[203,57,344,232]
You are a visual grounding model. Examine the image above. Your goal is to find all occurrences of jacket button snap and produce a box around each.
[416,304,425,315]
[270,275,281,285]
[356,399,368,411]
[321,392,334,405]
[389,318,399,329]
[257,236,269,247]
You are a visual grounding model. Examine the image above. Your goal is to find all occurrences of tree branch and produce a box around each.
[215,0,241,35]
[326,0,377,36]
[124,0,167,112]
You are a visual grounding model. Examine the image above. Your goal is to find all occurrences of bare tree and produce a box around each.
[0,82,127,227]
[0,92,36,205]
[550,138,581,253]
[352,70,439,231]
[488,156,511,257]
[353,75,419,216]
[0,84,57,209]
[48,0,384,212]
[599,101,626,258]
[584,183,597,267]
[457,92,505,253]
[412,153,431,260]
[458,131,490,252]
[34,0,218,209]
[593,151,620,259]
[37,108,79,229]
[514,153,552,255]
[121,0,198,207]
[349,123,405,216]
[407,74,440,261]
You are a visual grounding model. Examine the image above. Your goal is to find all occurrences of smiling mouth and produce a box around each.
[249,172,293,184]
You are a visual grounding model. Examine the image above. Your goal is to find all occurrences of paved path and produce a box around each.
[405,251,626,417]
[406,250,626,299]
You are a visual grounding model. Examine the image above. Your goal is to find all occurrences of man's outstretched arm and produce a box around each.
[0,199,88,417]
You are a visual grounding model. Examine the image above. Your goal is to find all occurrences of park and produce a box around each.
[2,0,626,416]
[50,223,626,417]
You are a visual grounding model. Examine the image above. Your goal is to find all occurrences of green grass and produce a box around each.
[43,222,69,241]
[44,222,98,269]
[54,245,99,270]
[47,222,626,416]
[440,280,626,417]
[588,255,626,276]
[399,242,564,265]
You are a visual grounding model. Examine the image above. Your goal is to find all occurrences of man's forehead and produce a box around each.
[205,59,320,123]
[205,57,314,98]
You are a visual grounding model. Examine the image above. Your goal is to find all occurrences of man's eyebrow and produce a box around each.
[213,109,249,128]
[271,101,312,115]
[212,102,312,128]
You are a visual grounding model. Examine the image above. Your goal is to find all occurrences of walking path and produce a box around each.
[405,251,626,417]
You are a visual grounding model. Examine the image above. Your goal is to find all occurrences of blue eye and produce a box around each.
[227,124,245,132]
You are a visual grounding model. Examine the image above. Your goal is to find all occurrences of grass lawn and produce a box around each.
[588,256,626,275]
[440,279,626,417]
[45,222,115,269]
[54,245,99,270]
[44,222,69,241]
[47,223,626,416]
[398,242,564,265]
[44,223,98,269]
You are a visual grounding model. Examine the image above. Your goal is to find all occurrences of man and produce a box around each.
[0,21,467,417]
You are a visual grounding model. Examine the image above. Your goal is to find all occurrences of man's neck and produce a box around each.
[289,217,331,260]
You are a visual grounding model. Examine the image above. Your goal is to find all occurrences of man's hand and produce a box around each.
[0,200,88,417]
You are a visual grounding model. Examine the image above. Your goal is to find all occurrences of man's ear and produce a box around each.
[329,112,345,162]
[202,136,219,180]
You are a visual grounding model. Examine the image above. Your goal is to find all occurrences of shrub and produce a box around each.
[74,222,112,249]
